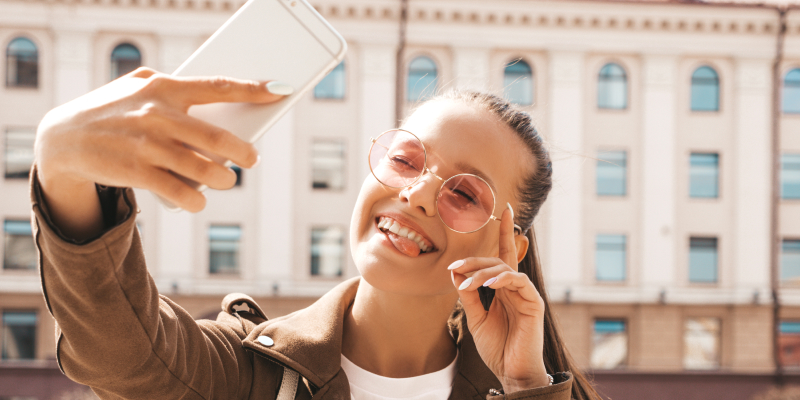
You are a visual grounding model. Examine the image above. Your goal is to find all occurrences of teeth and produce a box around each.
[377,217,434,253]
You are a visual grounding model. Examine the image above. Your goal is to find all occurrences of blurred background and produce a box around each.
[1,0,800,398]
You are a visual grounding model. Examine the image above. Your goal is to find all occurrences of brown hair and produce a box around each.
[424,90,603,400]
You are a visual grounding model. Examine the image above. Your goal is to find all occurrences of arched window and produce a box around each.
[691,66,720,112]
[407,56,438,102]
[6,37,38,88]
[597,63,627,110]
[110,43,142,80]
[503,59,533,106]
[314,61,345,99]
[783,68,800,114]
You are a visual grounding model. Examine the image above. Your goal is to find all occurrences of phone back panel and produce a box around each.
[173,0,345,149]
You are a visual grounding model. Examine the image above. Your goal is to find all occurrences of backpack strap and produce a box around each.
[277,367,300,400]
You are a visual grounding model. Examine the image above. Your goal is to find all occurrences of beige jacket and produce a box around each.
[30,170,573,400]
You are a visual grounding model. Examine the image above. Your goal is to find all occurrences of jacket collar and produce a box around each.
[242,277,501,399]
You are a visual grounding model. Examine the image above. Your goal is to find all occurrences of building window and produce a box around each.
[780,321,800,368]
[783,68,800,114]
[782,239,800,283]
[689,153,719,198]
[311,226,344,277]
[6,37,38,88]
[3,220,35,271]
[2,311,36,360]
[597,63,627,110]
[596,234,626,282]
[407,56,438,102]
[503,59,533,106]
[782,154,800,199]
[311,139,345,190]
[689,237,718,283]
[231,165,242,187]
[314,61,345,99]
[596,150,627,196]
[110,43,141,81]
[591,319,627,369]
[209,225,241,274]
[691,66,720,112]
[684,317,721,370]
[4,127,36,179]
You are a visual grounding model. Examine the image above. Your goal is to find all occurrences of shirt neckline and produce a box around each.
[340,352,459,398]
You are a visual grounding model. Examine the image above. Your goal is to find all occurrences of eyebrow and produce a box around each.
[453,161,497,193]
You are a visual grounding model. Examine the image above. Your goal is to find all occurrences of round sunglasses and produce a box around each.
[368,129,521,234]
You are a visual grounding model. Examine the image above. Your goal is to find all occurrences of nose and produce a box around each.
[398,172,439,217]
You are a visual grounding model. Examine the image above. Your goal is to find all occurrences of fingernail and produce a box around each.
[458,277,473,290]
[448,260,465,270]
[266,81,294,96]
[507,202,514,221]
[252,155,261,168]
[483,277,497,287]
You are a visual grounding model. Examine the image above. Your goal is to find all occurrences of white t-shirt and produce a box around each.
[340,353,458,400]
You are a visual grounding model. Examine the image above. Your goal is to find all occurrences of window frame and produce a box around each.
[1,309,37,361]
[310,138,347,191]
[590,318,629,370]
[689,152,720,199]
[406,55,439,103]
[782,154,800,200]
[3,219,36,271]
[688,236,719,284]
[783,68,800,115]
[310,225,346,279]
[109,42,142,81]
[595,233,627,283]
[596,149,628,197]
[5,35,39,89]
[208,224,242,276]
[502,58,534,106]
[597,62,628,110]
[690,65,721,112]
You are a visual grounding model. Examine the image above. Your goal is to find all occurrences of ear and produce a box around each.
[514,234,529,264]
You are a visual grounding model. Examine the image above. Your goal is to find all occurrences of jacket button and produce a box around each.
[258,335,274,347]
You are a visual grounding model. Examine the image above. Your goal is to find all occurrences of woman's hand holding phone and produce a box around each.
[449,206,551,393]
[35,67,289,241]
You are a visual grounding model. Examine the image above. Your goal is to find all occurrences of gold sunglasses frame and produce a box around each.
[368,129,522,235]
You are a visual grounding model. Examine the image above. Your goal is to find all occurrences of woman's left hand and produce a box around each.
[449,206,549,393]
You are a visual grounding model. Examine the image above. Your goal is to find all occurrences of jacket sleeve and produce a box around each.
[485,373,573,400]
[31,165,256,399]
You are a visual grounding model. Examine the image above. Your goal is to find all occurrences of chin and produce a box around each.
[352,244,455,298]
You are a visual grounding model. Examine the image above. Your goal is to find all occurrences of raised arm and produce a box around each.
[32,68,289,398]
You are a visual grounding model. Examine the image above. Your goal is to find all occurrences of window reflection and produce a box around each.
[503,59,533,106]
[691,66,720,112]
[407,56,438,102]
[597,63,627,109]
[6,37,38,88]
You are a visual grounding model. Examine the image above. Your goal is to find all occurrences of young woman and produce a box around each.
[32,67,602,400]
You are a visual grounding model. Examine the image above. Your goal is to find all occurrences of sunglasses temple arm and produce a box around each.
[490,215,523,235]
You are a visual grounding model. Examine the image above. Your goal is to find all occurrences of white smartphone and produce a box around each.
[157,0,347,211]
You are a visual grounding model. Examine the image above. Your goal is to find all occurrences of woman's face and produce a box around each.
[350,99,534,297]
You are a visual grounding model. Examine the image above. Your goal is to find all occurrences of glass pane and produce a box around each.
[597,150,627,196]
[783,240,800,282]
[690,153,719,198]
[503,59,533,106]
[6,37,38,88]
[311,226,344,277]
[684,318,721,369]
[314,61,345,99]
[407,57,438,102]
[596,234,626,281]
[110,43,142,80]
[782,154,800,200]
[591,320,627,369]
[4,127,36,179]
[597,63,627,109]
[689,237,718,283]
[691,66,720,111]
[311,140,346,190]
[2,311,36,360]
[783,69,800,114]
[3,220,36,271]
[780,321,800,367]
[209,225,240,274]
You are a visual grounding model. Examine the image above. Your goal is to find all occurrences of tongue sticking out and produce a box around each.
[388,233,422,257]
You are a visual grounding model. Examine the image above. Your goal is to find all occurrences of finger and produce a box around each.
[452,271,487,324]
[499,203,518,269]
[484,271,544,305]
[129,67,158,79]
[153,75,292,107]
[146,139,238,190]
[143,167,207,213]
[156,111,259,168]
[455,265,513,291]
[447,257,511,275]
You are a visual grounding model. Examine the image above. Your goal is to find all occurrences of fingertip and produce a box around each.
[265,81,294,96]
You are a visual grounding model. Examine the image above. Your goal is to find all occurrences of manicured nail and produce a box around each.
[252,155,261,168]
[266,81,294,96]
[507,202,514,221]
[458,277,473,290]
[483,277,497,287]
[448,260,465,270]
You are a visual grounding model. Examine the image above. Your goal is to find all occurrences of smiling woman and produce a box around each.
[29,69,600,400]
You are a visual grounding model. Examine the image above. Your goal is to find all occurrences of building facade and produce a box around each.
[1,0,800,398]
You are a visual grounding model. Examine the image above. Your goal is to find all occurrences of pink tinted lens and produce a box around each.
[369,130,426,188]
[437,175,495,232]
